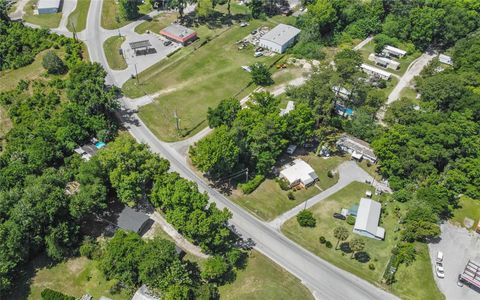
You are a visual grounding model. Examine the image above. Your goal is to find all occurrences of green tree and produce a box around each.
[42,51,66,74]
[247,0,263,19]
[350,237,365,259]
[334,49,362,81]
[297,210,316,227]
[207,98,241,128]
[250,63,273,86]
[285,102,316,144]
[392,242,416,266]
[118,0,140,20]
[189,125,240,178]
[201,256,229,283]
[333,226,349,250]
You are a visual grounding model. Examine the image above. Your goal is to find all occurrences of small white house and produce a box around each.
[361,63,392,80]
[280,159,318,188]
[438,54,453,66]
[37,0,61,14]
[382,45,407,58]
[258,24,301,54]
[353,198,385,240]
[280,101,295,116]
[368,53,400,70]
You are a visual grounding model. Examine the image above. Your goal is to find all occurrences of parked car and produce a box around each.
[436,251,444,263]
[240,22,249,27]
[254,51,263,57]
[256,47,264,52]
[333,213,346,220]
[436,263,445,278]
[163,40,172,46]
[251,30,257,35]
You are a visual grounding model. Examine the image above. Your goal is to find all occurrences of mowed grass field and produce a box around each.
[101,0,153,30]
[451,196,480,230]
[281,181,443,300]
[219,251,313,300]
[103,36,127,70]
[24,0,62,28]
[129,20,281,141]
[134,11,178,34]
[229,155,347,221]
[67,0,91,32]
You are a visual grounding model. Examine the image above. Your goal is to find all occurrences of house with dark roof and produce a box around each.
[116,206,150,234]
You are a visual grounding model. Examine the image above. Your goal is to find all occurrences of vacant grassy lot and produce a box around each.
[132,20,280,141]
[24,0,62,28]
[11,255,130,300]
[103,36,127,70]
[230,155,347,221]
[134,11,178,34]
[67,0,91,32]
[358,39,422,77]
[399,86,417,100]
[101,0,153,30]
[282,181,442,300]
[219,251,313,300]
[451,196,480,230]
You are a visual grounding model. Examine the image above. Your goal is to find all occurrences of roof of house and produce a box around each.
[361,63,392,78]
[368,54,400,67]
[38,0,61,9]
[116,206,149,233]
[132,285,161,300]
[384,45,407,55]
[332,86,351,97]
[439,54,453,65]
[260,24,301,46]
[354,198,385,239]
[160,24,196,42]
[280,159,318,185]
[336,134,377,160]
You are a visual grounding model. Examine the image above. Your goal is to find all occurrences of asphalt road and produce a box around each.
[82,2,399,299]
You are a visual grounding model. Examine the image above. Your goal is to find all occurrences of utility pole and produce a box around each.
[70,21,77,41]
[245,168,249,182]
[174,110,180,132]
[134,64,139,85]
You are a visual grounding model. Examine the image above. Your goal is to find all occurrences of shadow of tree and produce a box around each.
[354,251,371,263]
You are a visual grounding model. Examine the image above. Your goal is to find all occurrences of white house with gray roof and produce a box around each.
[37,0,61,14]
[353,198,385,240]
[258,24,301,53]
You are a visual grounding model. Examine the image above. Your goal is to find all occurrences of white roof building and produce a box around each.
[383,45,407,58]
[332,86,351,99]
[336,133,377,163]
[353,198,385,240]
[280,100,295,116]
[368,53,400,70]
[361,63,392,80]
[280,159,318,187]
[438,54,453,66]
[259,24,301,53]
[37,0,60,14]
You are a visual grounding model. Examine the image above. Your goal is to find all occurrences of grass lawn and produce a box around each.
[219,251,313,300]
[103,36,128,70]
[399,86,418,101]
[11,255,130,300]
[356,160,381,181]
[281,181,442,299]
[229,155,347,221]
[101,0,153,30]
[358,39,422,77]
[23,0,62,28]
[67,0,91,32]
[451,196,480,230]
[131,20,281,141]
[134,11,178,34]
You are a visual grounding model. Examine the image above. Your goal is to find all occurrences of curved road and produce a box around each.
[82,2,398,299]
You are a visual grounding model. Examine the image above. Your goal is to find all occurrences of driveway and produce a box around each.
[428,222,480,300]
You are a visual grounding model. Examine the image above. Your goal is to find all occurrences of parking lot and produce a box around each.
[428,222,480,300]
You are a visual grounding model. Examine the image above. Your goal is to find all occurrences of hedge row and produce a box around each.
[239,175,265,194]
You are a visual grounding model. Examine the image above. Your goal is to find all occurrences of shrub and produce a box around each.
[297,210,316,227]
[369,263,375,270]
[327,170,334,178]
[277,178,290,191]
[346,215,356,225]
[42,51,67,74]
[287,191,295,200]
[325,241,333,248]
[291,41,326,60]
[239,175,265,194]
[250,63,273,86]
[41,288,75,300]
[319,236,326,244]
[79,236,100,259]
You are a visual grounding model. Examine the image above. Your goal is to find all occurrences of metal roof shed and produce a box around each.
[353,198,385,240]
[259,24,301,53]
[37,0,60,14]
[116,206,150,234]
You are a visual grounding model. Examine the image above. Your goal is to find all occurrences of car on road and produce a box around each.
[163,40,172,46]
[333,213,346,220]
[436,263,445,278]
[436,251,444,262]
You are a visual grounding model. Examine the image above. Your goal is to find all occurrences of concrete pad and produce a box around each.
[428,222,480,300]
